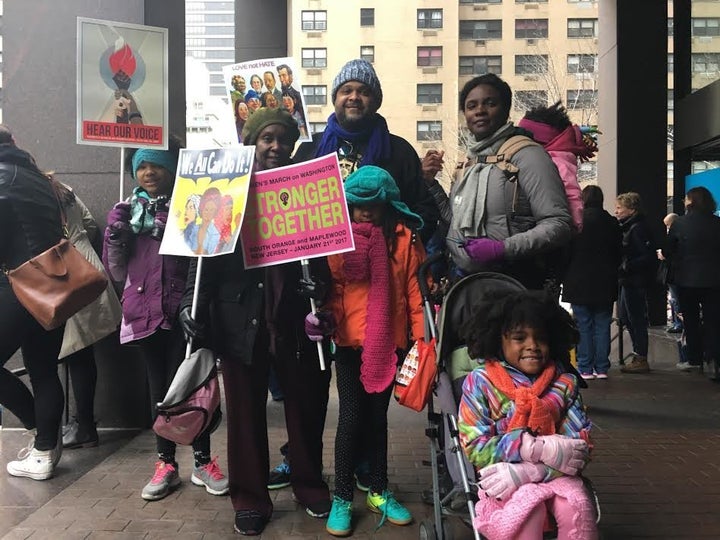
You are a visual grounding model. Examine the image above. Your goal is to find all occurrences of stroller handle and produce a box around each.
[417,251,445,299]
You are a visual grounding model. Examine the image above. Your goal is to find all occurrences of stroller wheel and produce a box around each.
[419,518,454,540]
[419,519,437,540]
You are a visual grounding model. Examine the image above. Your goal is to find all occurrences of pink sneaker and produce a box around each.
[595,372,608,380]
[580,372,595,380]
[191,457,229,495]
[141,461,180,500]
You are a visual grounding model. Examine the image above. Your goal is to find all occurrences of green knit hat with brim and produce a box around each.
[241,107,300,146]
[344,165,424,230]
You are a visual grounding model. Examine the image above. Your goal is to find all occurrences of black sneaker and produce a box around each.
[267,459,291,490]
[234,510,268,536]
[304,498,332,518]
[62,420,99,449]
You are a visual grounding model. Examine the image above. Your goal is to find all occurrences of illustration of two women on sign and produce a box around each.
[182,187,239,255]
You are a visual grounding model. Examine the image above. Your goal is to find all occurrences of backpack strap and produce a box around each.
[483,135,540,175]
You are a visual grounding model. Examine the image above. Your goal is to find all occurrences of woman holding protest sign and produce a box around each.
[178,108,332,536]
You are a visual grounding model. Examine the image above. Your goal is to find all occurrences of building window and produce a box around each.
[668,18,674,37]
[460,20,502,40]
[515,19,548,39]
[360,8,374,27]
[460,0,501,3]
[417,84,442,104]
[668,89,674,110]
[514,90,548,110]
[692,18,720,37]
[301,48,327,68]
[417,121,442,141]
[567,89,598,108]
[302,85,327,105]
[515,55,548,74]
[567,18,598,38]
[567,54,597,73]
[516,0,548,3]
[310,122,327,134]
[692,53,720,73]
[360,45,375,63]
[668,54,674,72]
[459,55,502,76]
[418,9,443,29]
[417,46,443,67]
[301,10,327,31]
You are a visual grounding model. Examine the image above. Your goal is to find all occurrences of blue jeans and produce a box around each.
[618,285,649,357]
[572,304,613,375]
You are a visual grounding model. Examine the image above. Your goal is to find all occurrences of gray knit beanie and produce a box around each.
[331,59,383,107]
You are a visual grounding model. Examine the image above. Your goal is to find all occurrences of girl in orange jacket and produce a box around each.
[305,165,426,536]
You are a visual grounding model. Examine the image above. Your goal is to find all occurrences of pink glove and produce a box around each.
[304,312,336,342]
[519,432,589,476]
[107,202,131,228]
[463,238,505,264]
[478,462,546,500]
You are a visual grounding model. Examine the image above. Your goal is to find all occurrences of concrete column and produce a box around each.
[600,0,668,326]
[234,0,288,62]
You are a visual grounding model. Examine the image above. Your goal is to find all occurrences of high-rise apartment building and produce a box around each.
[289,0,604,180]
[186,0,235,98]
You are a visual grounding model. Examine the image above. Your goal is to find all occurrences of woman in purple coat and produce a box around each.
[102,135,228,502]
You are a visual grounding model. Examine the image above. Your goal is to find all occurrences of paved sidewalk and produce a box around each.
[2,361,720,539]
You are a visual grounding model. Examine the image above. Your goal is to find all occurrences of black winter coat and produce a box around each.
[618,213,656,288]
[0,146,64,272]
[662,211,720,289]
[562,207,622,306]
[180,244,330,366]
[293,131,439,243]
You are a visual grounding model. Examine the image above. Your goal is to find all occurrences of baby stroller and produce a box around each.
[416,256,599,540]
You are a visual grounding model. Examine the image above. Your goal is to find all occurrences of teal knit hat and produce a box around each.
[344,165,423,230]
[132,148,178,179]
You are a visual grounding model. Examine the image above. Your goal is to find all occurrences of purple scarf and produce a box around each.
[314,113,392,166]
[342,222,396,393]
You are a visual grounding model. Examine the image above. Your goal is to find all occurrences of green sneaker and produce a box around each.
[326,496,353,537]
[366,490,412,527]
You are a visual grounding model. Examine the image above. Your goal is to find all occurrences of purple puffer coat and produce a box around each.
[102,224,188,344]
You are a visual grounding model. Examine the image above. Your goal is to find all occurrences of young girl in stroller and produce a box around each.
[457,289,598,540]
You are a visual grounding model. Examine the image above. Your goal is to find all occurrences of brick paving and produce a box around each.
[2,359,720,539]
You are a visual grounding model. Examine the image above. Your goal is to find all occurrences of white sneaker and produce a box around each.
[17,427,62,467]
[7,447,54,480]
[676,361,699,372]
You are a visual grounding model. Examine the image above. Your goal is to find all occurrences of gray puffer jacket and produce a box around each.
[442,135,572,284]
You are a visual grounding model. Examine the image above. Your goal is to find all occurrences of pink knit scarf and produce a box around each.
[343,221,396,393]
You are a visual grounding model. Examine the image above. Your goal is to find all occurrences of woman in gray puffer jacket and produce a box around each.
[423,74,572,290]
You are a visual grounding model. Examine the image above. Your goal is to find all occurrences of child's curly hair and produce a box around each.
[459,289,578,366]
[522,101,571,131]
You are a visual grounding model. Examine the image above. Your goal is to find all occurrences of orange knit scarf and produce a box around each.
[484,360,559,435]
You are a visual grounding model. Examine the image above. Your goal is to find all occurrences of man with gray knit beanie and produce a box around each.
[293,58,438,243]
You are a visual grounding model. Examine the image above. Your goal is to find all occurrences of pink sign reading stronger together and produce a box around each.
[240,153,354,269]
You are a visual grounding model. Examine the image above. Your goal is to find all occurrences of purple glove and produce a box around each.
[463,238,505,264]
[519,432,589,476]
[107,202,131,228]
[478,462,546,500]
[304,312,335,342]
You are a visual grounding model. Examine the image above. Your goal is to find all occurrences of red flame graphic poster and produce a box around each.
[77,17,168,149]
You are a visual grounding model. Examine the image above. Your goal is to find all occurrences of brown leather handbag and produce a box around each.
[2,183,108,331]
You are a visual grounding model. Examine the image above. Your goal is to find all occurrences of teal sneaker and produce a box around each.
[366,490,412,527]
[326,496,353,537]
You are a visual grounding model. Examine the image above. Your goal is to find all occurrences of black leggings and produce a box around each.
[333,346,392,501]
[65,345,97,427]
[135,326,210,462]
[0,284,64,450]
